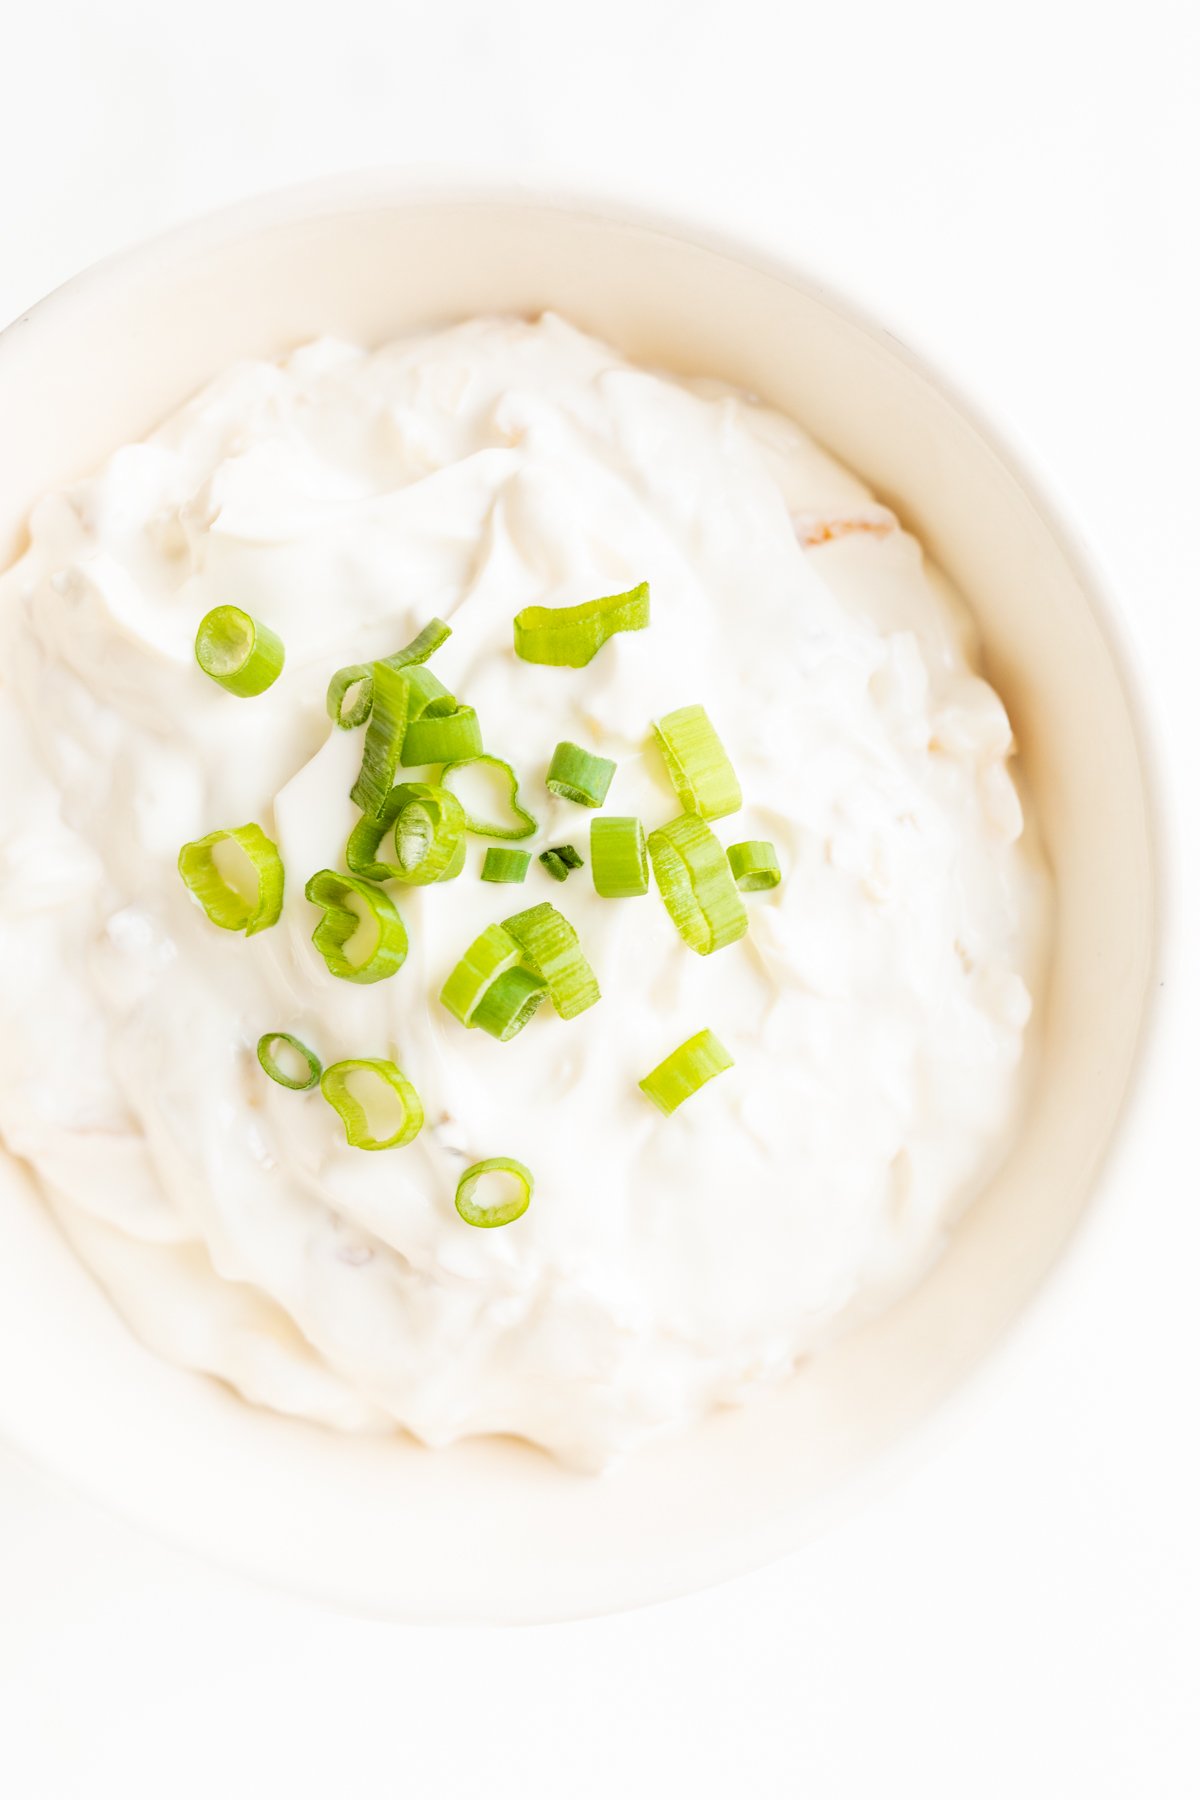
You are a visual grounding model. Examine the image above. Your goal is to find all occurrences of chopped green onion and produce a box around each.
[194,606,285,697]
[440,923,524,1026]
[539,846,582,882]
[440,755,537,839]
[304,869,408,983]
[347,782,466,886]
[455,1158,533,1228]
[350,663,412,816]
[502,902,600,1020]
[321,1058,423,1151]
[727,840,782,891]
[638,1029,734,1116]
[177,823,284,936]
[512,580,650,668]
[472,966,549,1041]
[590,816,648,898]
[652,704,742,821]
[327,618,452,729]
[402,704,483,767]
[545,741,616,807]
[481,848,532,884]
[647,814,748,955]
[256,1032,321,1091]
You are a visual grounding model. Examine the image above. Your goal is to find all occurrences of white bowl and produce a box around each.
[0,178,1160,1622]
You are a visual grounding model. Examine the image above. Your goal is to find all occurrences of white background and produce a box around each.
[1,1,1197,1793]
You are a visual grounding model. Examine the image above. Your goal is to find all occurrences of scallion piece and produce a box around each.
[481,848,532,884]
[321,1058,423,1151]
[590,816,648,898]
[455,1157,533,1228]
[326,618,452,729]
[195,605,285,697]
[512,580,650,668]
[539,846,582,882]
[472,966,549,1041]
[401,704,483,767]
[304,869,408,983]
[383,617,453,670]
[350,663,412,817]
[177,824,284,936]
[545,741,616,807]
[256,1032,321,1091]
[727,840,782,891]
[647,814,748,955]
[652,704,741,821]
[440,755,537,840]
[638,1029,733,1116]
[347,783,466,886]
[502,902,600,1020]
[440,923,524,1026]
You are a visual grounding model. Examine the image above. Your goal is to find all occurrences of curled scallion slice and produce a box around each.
[321,1058,423,1150]
[304,869,408,983]
[590,816,648,898]
[195,606,285,697]
[513,580,650,668]
[502,902,599,1020]
[481,848,532,884]
[327,618,452,729]
[439,755,537,840]
[471,966,549,1041]
[177,823,284,936]
[638,1028,733,1116]
[402,704,483,767]
[440,923,524,1027]
[652,704,741,821]
[545,742,615,807]
[256,1032,321,1091]
[647,814,747,955]
[347,783,466,887]
[455,1157,533,1228]
[727,840,781,891]
[350,663,412,817]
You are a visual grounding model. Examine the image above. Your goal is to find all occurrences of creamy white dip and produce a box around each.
[0,316,1049,1468]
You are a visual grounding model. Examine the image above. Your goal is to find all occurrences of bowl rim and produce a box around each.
[0,171,1171,1614]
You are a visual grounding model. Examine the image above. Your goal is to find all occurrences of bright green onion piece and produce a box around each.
[402,704,483,767]
[194,606,285,697]
[440,923,524,1026]
[638,1029,734,1116]
[304,869,408,983]
[347,782,466,886]
[727,839,782,891]
[326,618,452,729]
[320,1058,423,1151]
[502,902,600,1020]
[481,848,532,884]
[472,966,549,1041]
[652,704,742,821]
[256,1032,321,1091]
[177,823,284,936]
[647,814,748,955]
[590,816,648,898]
[539,846,582,882]
[440,755,537,839]
[350,663,412,816]
[512,580,650,668]
[455,1157,533,1228]
[545,741,616,807]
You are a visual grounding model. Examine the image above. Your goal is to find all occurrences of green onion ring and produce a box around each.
[590,816,648,898]
[321,1058,424,1150]
[195,605,285,697]
[471,966,549,1041]
[513,581,650,668]
[545,741,616,807]
[440,923,524,1026]
[349,662,412,817]
[727,839,782,891]
[638,1028,734,1116]
[455,1157,534,1228]
[346,782,467,886]
[481,848,532,884]
[401,704,483,767]
[304,869,408,983]
[326,617,452,729]
[647,814,748,955]
[256,1031,322,1090]
[177,823,284,936]
[439,755,537,839]
[502,902,600,1019]
[652,704,742,821]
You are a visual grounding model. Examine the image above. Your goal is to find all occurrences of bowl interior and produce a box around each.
[0,186,1156,1621]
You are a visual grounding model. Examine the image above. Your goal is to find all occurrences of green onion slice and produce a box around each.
[440,923,524,1026]
[727,839,782,891]
[347,783,466,886]
[545,741,616,807]
[321,1058,424,1151]
[472,966,549,1041]
[638,1028,734,1116]
[502,902,600,1020]
[647,814,748,955]
[195,606,285,697]
[539,846,582,882]
[350,663,412,817]
[256,1032,321,1091]
[481,848,532,884]
[652,704,742,821]
[440,755,537,839]
[402,704,483,767]
[512,580,650,668]
[177,824,284,936]
[326,617,452,729]
[590,816,648,898]
[455,1158,534,1228]
[304,869,408,983]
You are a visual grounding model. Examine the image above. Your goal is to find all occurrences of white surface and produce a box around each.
[0,0,1195,1793]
